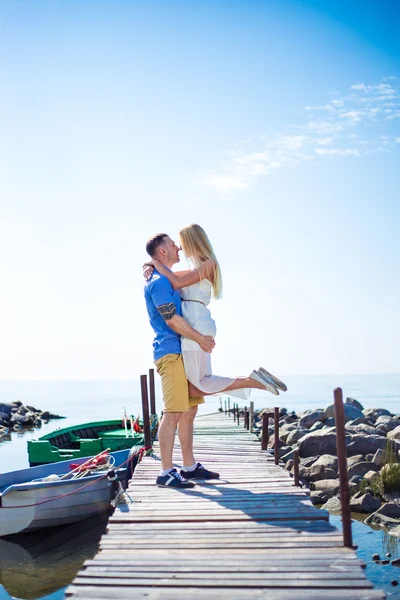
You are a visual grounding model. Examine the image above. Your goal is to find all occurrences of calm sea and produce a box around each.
[0,374,399,599]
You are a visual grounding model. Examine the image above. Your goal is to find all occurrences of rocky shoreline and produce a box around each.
[0,401,64,439]
[250,398,400,539]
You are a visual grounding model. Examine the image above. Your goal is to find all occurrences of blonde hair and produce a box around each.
[179,224,223,299]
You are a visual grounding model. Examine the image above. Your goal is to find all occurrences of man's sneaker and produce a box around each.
[156,468,195,488]
[180,462,220,480]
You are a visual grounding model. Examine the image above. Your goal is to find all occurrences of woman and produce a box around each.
[145,224,287,399]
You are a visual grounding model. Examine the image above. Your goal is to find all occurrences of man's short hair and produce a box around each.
[146,233,168,257]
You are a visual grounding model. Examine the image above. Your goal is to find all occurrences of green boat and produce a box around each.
[27,416,158,466]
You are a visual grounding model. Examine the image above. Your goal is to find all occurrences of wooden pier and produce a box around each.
[66,412,385,599]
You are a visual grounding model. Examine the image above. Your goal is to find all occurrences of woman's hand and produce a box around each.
[142,262,155,281]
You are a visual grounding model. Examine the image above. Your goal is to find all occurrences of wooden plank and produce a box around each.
[66,412,381,599]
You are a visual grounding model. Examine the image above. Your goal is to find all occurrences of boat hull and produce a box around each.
[0,448,140,537]
[27,419,148,466]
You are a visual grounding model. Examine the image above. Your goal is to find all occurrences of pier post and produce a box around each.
[224,399,227,414]
[261,412,269,450]
[228,397,231,417]
[148,368,156,415]
[237,406,240,426]
[249,401,254,433]
[244,408,250,430]
[293,449,300,486]
[334,387,353,549]
[274,407,280,465]
[140,374,152,450]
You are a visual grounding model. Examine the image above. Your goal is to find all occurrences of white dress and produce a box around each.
[181,278,250,399]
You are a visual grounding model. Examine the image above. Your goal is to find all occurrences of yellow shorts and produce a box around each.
[155,353,204,413]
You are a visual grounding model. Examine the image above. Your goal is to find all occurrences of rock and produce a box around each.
[389,526,400,538]
[285,459,294,471]
[40,411,64,421]
[372,553,381,561]
[312,454,338,471]
[299,464,337,482]
[298,410,326,429]
[285,428,309,445]
[312,479,340,495]
[281,449,294,463]
[347,434,397,457]
[347,455,365,468]
[375,416,400,433]
[365,454,374,462]
[391,581,398,587]
[300,456,319,467]
[347,417,369,427]
[348,462,379,479]
[309,421,325,432]
[278,445,292,458]
[279,426,297,443]
[10,411,36,426]
[363,408,392,420]
[324,417,335,427]
[350,493,381,513]
[345,397,364,411]
[353,424,382,436]
[298,428,338,458]
[26,404,42,413]
[372,448,385,466]
[349,474,364,487]
[0,403,13,416]
[387,425,400,441]
[325,403,364,423]
[310,490,331,504]
[320,496,342,514]
[392,558,400,566]
[364,470,379,483]
[11,400,23,407]
[373,502,400,519]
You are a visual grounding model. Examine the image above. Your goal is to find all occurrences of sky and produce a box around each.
[0,0,399,380]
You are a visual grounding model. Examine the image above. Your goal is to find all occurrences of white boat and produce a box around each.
[0,448,136,536]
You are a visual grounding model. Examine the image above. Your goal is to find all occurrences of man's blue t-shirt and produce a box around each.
[144,270,182,361]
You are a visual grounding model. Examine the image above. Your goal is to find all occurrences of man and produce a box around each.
[144,233,220,488]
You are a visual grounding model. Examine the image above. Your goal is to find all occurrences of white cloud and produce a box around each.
[201,78,400,192]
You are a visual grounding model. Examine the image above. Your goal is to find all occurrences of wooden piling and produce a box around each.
[293,449,300,486]
[227,397,231,416]
[274,407,280,465]
[140,374,152,449]
[148,368,156,415]
[261,412,269,451]
[334,387,353,549]
[249,400,254,433]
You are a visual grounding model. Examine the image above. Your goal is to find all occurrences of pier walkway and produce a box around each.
[66,412,384,599]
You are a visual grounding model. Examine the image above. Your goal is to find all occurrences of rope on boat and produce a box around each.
[0,445,151,509]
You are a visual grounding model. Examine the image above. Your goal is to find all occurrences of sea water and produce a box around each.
[0,375,399,599]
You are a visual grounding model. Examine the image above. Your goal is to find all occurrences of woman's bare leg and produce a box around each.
[188,377,265,398]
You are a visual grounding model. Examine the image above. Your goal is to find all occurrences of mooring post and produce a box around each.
[244,408,250,430]
[293,449,300,486]
[237,406,240,426]
[228,397,231,416]
[249,401,254,433]
[334,387,353,548]
[244,406,247,429]
[140,374,152,450]
[148,368,156,415]
[261,412,269,450]
[274,407,280,465]
[224,399,227,414]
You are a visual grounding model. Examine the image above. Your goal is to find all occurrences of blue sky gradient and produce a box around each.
[0,0,399,379]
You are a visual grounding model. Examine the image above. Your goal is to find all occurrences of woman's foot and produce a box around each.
[250,370,279,396]
[258,366,287,392]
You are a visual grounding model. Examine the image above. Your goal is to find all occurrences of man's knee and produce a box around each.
[162,411,183,427]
